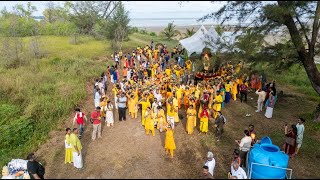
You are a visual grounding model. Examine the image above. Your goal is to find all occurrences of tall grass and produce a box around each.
[251,62,320,101]
[0,36,109,166]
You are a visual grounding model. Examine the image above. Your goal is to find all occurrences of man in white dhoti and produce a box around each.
[70,128,83,169]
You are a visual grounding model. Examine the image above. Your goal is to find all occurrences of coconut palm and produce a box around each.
[160,22,181,40]
[182,27,195,38]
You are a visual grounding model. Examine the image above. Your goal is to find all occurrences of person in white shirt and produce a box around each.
[295,117,305,155]
[255,89,266,112]
[127,68,131,81]
[229,161,247,179]
[152,98,159,127]
[235,130,252,168]
[153,89,163,103]
[204,151,216,177]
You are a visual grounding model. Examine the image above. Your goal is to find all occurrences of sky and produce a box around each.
[0,1,225,20]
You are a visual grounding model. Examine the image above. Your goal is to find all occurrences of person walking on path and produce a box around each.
[165,123,176,160]
[284,124,297,158]
[235,130,252,168]
[72,108,88,139]
[255,88,266,112]
[186,105,196,134]
[117,92,127,121]
[239,81,248,103]
[70,128,83,169]
[264,91,276,119]
[91,106,102,140]
[144,107,155,136]
[105,101,114,127]
[204,151,216,177]
[65,128,73,164]
[296,118,305,155]
[94,87,101,108]
[214,111,225,141]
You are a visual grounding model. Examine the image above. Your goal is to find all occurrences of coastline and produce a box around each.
[136,25,214,34]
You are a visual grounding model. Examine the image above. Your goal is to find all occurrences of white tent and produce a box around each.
[179,25,208,55]
[203,25,220,52]
[179,25,242,55]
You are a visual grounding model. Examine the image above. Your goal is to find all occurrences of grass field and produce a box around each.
[0,35,110,166]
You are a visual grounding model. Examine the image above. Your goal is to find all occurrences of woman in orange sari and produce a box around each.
[183,87,191,110]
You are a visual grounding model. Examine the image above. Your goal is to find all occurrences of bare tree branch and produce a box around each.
[105,1,120,19]
[296,16,311,45]
[101,1,112,18]
[311,2,320,50]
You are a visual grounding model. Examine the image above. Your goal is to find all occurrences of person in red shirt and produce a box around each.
[73,108,88,139]
[91,106,102,140]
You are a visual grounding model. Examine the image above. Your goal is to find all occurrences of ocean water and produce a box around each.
[129,18,216,27]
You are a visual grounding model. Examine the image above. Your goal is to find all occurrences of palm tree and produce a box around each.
[160,22,181,40]
[182,27,195,38]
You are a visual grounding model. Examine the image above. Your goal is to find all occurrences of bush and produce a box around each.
[150,32,157,36]
[128,27,139,34]
[139,29,148,34]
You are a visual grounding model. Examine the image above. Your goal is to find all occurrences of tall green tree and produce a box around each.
[200,1,320,97]
[160,22,181,40]
[106,2,130,51]
[68,1,120,34]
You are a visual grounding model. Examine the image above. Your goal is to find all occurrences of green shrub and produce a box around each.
[139,29,148,34]
[150,32,157,36]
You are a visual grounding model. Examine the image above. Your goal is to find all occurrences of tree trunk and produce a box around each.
[278,1,320,96]
[314,103,320,122]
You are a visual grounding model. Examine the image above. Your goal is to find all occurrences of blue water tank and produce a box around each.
[248,136,289,179]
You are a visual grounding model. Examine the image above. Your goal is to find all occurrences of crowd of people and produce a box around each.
[60,41,306,179]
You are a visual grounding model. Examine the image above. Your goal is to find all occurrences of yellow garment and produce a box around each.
[145,111,155,136]
[165,129,176,150]
[173,98,179,122]
[213,95,223,111]
[175,70,181,79]
[195,89,201,99]
[185,60,192,70]
[225,83,232,93]
[200,116,209,133]
[213,95,223,118]
[134,89,139,102]
[65,134,73,164]
[112,88,119,97]
[140,101,151,125]
[167,103,175,117]
[232,81,238,100]
[151,67,156,78]
[128,98,138,114]
[235,63,241,74]
[99,100,107,117]
[165,68,171,77]
[166,91,173,99]
[186,108,196,134]
[176,87,183,99]
[157,109,167,130]
[70,133,82,152]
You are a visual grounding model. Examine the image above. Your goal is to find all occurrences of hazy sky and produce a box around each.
[0,1,224,20]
